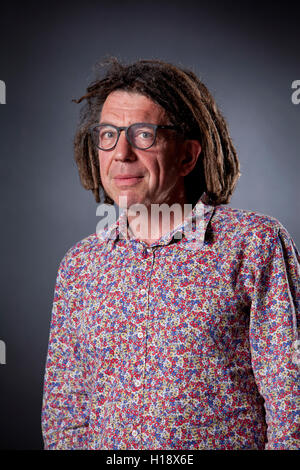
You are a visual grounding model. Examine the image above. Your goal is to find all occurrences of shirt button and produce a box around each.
[137,332,143,339]
[134,379,141,387]
[132,430,138,437]
[140,289,147,296]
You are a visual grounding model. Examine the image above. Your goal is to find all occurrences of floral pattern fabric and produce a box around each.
[41,200,300,450]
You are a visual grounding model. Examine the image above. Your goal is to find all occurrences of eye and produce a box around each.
[136,130,154,140]
[141,131,153,139]
[100,129,116,140]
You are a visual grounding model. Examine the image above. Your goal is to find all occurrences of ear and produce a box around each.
[179,140,202,176]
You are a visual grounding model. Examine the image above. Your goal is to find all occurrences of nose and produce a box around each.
[113,130,136,161]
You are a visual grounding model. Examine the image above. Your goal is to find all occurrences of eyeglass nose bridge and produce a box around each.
[116,126,132,149]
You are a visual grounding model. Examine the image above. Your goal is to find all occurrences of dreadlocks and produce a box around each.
[73,58,241,205]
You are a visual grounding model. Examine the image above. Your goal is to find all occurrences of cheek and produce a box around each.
[98,158,112,193]
[98,154,108,178]
[158,146,181,176]
[145,151,173,185]
[145,159,160,184]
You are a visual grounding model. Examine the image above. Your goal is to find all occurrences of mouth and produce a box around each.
[113,175,144,187]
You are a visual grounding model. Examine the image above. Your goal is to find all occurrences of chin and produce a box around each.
[115,193,138,209]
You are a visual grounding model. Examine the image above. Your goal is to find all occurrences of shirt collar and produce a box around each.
[97,195,215,250]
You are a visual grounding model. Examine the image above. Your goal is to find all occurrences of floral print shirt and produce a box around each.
[41,200,300,450]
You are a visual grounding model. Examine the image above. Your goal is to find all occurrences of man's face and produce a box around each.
[98,90,193,209]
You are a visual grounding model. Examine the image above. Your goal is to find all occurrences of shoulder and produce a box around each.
[58,232,107,276]
[206,206,300,273]
[208,204,298,256]
[211,204,284,237]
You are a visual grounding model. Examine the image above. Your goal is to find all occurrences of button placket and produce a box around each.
[128,242,156,446]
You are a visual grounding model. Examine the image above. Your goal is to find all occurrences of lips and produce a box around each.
[113,175,144,187]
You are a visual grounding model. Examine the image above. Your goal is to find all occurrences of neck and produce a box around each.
[126,196,193,245]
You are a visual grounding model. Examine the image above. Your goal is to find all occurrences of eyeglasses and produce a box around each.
[89,122,179,151]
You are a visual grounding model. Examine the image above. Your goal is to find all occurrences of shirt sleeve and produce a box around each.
[249,224,300,450]
[41,255,90,450]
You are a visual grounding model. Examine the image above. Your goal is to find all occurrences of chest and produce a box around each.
[76,243,254,370]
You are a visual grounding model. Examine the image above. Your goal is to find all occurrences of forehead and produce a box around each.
[100,90,168,124]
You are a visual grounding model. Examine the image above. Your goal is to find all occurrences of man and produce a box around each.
[41,59,299,450]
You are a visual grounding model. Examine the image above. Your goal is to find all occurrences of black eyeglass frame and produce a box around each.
[89,122,181,151]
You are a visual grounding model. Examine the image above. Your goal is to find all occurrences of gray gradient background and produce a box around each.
[0,0,299,450]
